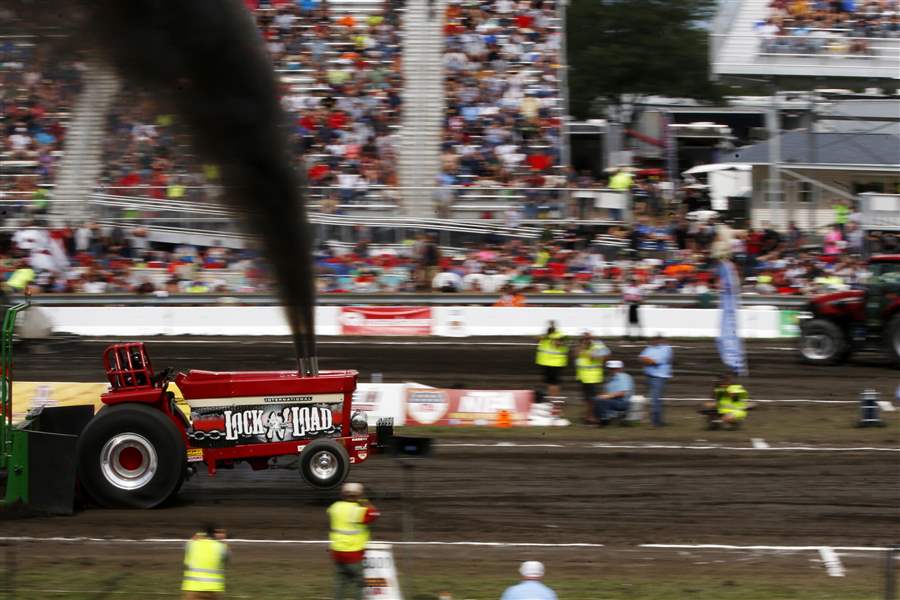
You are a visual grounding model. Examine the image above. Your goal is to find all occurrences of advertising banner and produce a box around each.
[340,306,432,336]
[405,388,533,427]
[364,543,403,599]
[10,382,108,423]
[779,310,801,338]
[717,259,748,375]
[185,394,343,448]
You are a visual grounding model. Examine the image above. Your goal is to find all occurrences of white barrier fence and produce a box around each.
[40,305,798,338]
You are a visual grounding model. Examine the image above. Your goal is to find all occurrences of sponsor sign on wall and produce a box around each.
[340,306,432,336]
[779,310,801,338]
[405,388,533,426]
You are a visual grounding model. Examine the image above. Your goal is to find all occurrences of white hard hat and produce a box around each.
[606,360,624,369]
[342,482,364,496]
[520,561,544,579]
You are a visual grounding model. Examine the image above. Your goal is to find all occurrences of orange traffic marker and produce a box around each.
[495,409,512,428]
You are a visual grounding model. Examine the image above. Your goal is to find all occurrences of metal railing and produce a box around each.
[14,292,811,308]
[70,187,631,246]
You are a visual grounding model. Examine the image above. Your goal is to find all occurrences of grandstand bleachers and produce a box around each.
[712,0,900,80]
[441,0,566,203]
[0,35,79,219]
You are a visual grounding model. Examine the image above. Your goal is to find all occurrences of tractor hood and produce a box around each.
[809,289,865,316]
[174,369,358,401]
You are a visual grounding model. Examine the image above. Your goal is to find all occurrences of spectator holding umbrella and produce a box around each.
[640,334,673,427]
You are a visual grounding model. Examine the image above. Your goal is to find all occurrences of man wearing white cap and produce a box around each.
[500,561,558,600]
[328,482,380,599]
[595,360,634,426]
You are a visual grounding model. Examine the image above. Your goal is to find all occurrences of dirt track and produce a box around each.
[7,338,900,548]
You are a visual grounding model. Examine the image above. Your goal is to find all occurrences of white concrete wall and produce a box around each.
[40,305,792,338]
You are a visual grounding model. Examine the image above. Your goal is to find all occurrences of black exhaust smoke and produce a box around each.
[5,0,317,372]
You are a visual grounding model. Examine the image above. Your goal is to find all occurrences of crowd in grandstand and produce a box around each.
[0,36,81,210]
[99,0,403,202]
[441,0,564,188]
[757,0,900,55]
[3,208,895,298]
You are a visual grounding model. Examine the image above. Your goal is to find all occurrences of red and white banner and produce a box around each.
[405,388,533,427]
[340,306,432,336]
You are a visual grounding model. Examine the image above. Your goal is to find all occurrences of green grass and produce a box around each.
[2,546,890,600]
[4,566,887,600]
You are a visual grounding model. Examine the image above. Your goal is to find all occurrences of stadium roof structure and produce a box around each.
[730,132,900,171]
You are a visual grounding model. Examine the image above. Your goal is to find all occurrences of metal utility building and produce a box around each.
[728,131,900,230]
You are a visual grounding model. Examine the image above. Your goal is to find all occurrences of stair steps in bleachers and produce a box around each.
[50,62,120,226]
[398,0,445,217]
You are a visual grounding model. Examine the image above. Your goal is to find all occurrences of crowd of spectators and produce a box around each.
[1,222,269,295]
[6,208,895,299]
[441,0,564,189]
[757,0,900,55]
[0,35,82,212]
[99,0,403,203]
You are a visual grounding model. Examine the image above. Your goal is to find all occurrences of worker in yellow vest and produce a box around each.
[182,525,228,600]
[700,373,751,430]
[575,331,610,424]
[5,261,35,293]
[328,482,381,600]
[535,321,568,399]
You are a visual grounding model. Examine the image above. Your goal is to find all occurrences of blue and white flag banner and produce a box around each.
[717,259,748,376]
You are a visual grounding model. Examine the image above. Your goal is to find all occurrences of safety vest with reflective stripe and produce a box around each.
[182,537,227,592]
[575,343,606,384]
[6,268,34,290]
[715,384,749,419]
[535,333,568,367]
[328,500,370,552]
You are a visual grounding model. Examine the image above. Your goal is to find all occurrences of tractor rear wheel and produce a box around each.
[885,315,900,368]
[799,319,848,365]
[77,404,186,508]
[299,439,349,489]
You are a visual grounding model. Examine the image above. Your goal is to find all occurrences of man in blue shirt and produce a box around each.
[595,360,634,425]
[500,561,558,600]
[640,334,673,427]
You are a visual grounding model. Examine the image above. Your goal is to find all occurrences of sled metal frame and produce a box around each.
[1,302,28,473]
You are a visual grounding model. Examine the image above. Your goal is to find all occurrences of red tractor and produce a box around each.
[75,343,392,508]
[798,255,900,366]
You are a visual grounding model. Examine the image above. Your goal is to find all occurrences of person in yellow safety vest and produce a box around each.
[608,168,634,191]
[574,331,610,424]
[535,321,568,399]
[182,524,228,600]
[700,373,751,430]
[328,482,381,600]
[832,198,850,234]
[5,262,35,292]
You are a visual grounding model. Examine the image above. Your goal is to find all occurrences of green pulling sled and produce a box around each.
[1,302,93,515]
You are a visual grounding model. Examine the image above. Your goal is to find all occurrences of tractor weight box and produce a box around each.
[73,342,393,509]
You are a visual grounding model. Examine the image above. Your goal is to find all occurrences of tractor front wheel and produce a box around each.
[77,404,186,508]
[299,439,350,489]
[799,319,848,365]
